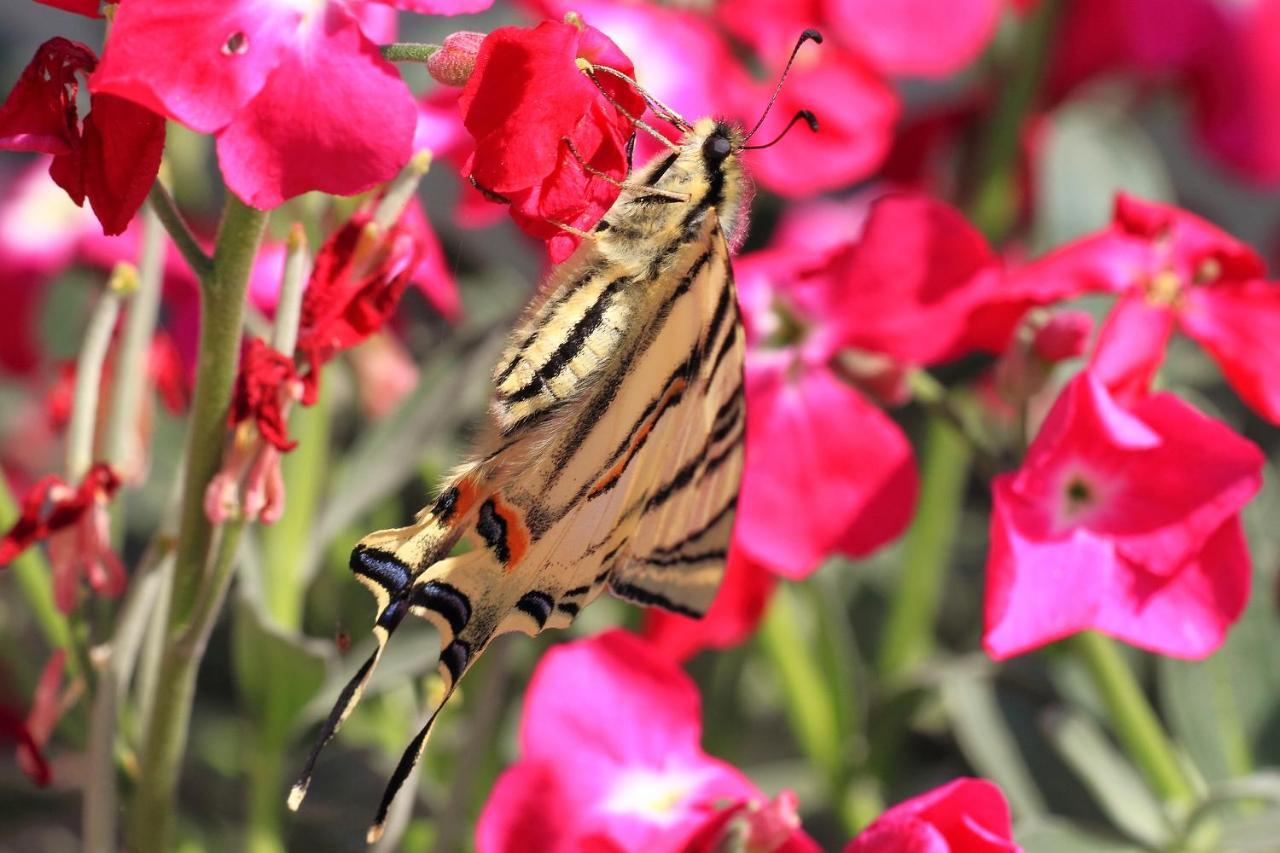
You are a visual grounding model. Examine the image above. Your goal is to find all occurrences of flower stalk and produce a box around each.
[379,42,442,64]
[1069,631,1198,807]
[129,194,267,852]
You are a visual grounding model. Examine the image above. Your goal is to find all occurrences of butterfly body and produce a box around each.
[291,119,750,840]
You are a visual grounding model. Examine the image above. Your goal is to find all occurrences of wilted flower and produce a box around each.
[984,372,1263,660]
[0,37,164,234]
[0,463,124,612]
[1,651,68,787]
[228,337,301,453]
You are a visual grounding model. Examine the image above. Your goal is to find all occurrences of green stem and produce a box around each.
[68,270,131,479]
[105,202,166,472]
[966,0,1061,243]
[148,182,213,281]
[129,194,267,852]
[379,42,441,64]
[759,584,843,788]
[1069,632,1197,807]
[877,417,973,678]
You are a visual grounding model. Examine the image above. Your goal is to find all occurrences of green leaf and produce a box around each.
[940,669,1047,818]
[232,594,330,745]
[1040,706,1171,846]
[1014,817,1145,853]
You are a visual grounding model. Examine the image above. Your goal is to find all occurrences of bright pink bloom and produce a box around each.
[477,631,816,852]
[0,37,164,235]
[458,21,644,262]
[229,337,301,452]
[1051,0,1280,184]
[984,372,1263,660]
[822,0,1001,77]
[428,31,486,87]
[0,463,125,612]
[1012,194,1280,422]
[295,210,423,402]
[845,778,1020,852]
[92,0,486,208]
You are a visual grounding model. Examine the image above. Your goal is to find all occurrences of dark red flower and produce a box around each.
[1,651,68,787]
[0,463,124,612]
[458,20,645,261]
[229,337,301,452]
[295,211,423,403]
[35,0,100,15]
[845,778,1020,852]
[984,372,1262,659]
[0,38,164,235]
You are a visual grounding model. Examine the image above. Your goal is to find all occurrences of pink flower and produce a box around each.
[1051,0,1280,184]
[1012,194,1280,422]
[822,0,1001,78]
[92,0,487,209]
[0,463,125,613]
[0,37,165,234]
[845,778,1021,852]
[35,0,99,15]
[984,372,1263,660]
[458,20,645,262]
[477,631,816,852]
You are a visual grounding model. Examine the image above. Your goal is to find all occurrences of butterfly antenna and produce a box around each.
[744,29,823,142]
[743,110,820,150]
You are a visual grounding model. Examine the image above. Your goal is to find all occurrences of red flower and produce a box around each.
[229,337,301,452]
[0,37,164,235]
[35,0,100,15]
[295,211,423,403]
[0,463,125,612]
[92,0,485,208]
[459,20,645,262]
[1,651,68,787]
[984,372,1263,660]
[477,631,816,852]
[821,0,1001,78]
[1012,194,1280,422]
[643,552,777,663]
[845,778,1021,852]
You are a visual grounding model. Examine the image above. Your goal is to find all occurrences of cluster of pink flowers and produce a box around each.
[2,0,1279,846]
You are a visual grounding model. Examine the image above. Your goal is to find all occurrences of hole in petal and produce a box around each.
[222,31,249,56]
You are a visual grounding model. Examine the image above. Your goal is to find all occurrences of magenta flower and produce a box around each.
[1010,193,1280,422]
[845,777,1020,852]
[984,372,1263,660]
[92,0,490,209]
[477,631,816,852]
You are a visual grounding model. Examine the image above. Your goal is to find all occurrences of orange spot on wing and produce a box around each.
[589,378,687,498]
[453,478,480,519]
[491,492,530,573]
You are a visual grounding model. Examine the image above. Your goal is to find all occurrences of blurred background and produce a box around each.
[2,2,1280,851]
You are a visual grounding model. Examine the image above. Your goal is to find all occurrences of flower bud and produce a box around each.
[428,31,485,87]
[1030,309,1092,363]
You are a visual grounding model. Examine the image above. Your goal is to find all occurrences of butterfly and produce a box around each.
[288,30,821,843]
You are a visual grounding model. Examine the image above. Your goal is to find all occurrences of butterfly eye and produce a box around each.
[705,134,733,160]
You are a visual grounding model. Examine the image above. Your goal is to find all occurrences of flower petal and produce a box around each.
[1089,293,1175,402]
[736,358,915,579]
[641,551,777,662]
[824,0,1001,77]
[215,5,415,208]
[1179,281,1280,424]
